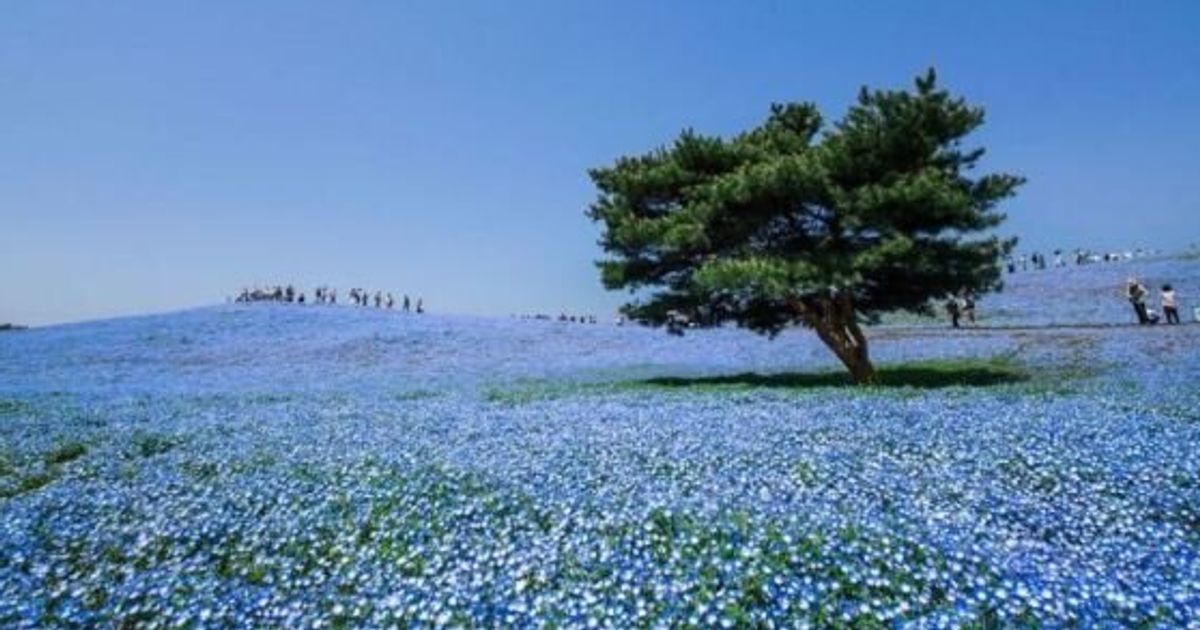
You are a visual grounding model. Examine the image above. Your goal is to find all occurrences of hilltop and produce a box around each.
[1,256,1198,626]
[2,255,1195,396]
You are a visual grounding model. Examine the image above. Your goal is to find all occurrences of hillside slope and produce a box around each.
[1,263,1199,626]
[4,256,1196,396]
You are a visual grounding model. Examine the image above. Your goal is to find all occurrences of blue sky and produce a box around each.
[2,1,1198,325]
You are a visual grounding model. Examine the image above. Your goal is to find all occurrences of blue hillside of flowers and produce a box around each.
[1,257,1198,627]
[980,256,1199,327]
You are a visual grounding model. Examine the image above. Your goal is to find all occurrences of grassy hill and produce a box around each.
[1,258,1199,626]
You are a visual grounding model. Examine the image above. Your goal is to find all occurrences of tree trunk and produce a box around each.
[804,292,878,386]
[841,343,876,385]
[814,322,877,385]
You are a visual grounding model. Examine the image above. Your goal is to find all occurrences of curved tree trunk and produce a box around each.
[814,319,876,385]
[838,332,876,385]
[799,291,877,385]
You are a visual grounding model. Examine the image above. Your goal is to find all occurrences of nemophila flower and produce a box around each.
[2,273,1200,626]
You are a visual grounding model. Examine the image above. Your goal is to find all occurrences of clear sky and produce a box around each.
[2,1,1198,326]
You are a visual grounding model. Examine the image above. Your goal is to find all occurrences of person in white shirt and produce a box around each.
[1161,284,1180,325]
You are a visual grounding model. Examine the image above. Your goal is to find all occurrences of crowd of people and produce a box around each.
[228,268,1188,334]
[234,285,424,313]
[1006,248,1162,273]
[976,247,1195,328]
[943,278,1190,328]
[1124,279,1183,325]
[517,313,601,324]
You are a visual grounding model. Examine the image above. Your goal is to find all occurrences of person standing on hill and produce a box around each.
[403,295,411,312]
[1126,278,1149,324]
[960,289,977,326]
[945,296,962,328]
[1161,284,1180,325]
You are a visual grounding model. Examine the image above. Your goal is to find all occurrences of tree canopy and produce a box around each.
[587,70,1023,384]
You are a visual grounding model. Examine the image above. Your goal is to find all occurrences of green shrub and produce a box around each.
[45,442,87,465]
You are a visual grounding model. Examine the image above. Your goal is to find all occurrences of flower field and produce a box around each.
[2,258,1199,628]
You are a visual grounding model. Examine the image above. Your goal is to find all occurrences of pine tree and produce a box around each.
[587,70,1023,384]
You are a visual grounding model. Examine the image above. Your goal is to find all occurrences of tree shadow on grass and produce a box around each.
[641,359,1029,391]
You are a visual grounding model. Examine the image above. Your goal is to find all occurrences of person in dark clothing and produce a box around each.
[945,297,962,328]
[1126,278,1149,324]
[415,298,424,314]
[403,295,411,312]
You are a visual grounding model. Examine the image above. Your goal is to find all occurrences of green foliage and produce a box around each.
[588,69,1022,336]
[0,399,32,416]
[0,472,55,499]
[128,432,180,459]
[44,442,87,465]
[638,356,1028,391]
